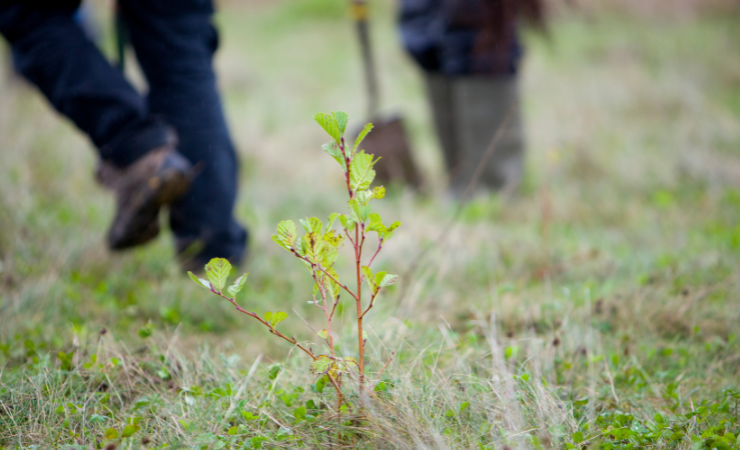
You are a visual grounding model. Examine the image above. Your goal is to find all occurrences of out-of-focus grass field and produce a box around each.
[1,0,739,448]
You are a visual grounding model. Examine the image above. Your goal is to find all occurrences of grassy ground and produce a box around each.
[1,0,739,448]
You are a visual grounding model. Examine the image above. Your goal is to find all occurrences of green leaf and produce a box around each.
[205,258,232,293]
[338,214,355,232]
[504,345,520,360]
[122,424,139,438]
[322,142,346,170]
[373,271,386,291]
[300,217,323,234]
[310,355,333,374]
[353,123,373,153]
[264,311,273,325]
[315,375,328,393]
[361,266,374,283]
[276,220,298,250]
[103,428,120,440]
[227,273,248,298]
[349,150,376,192]
[372,185,385,199]
[367,213,385,233]
[241,411,258,421]
[271,311,288,327]
[384,221,401,240]
[314,112,341,143]
[349,198,370,223]
[460,401,470,411]
[294,406,307,422]
[332,111,349,134]
[379,273,398,288]
[317,329,329,339]
[572,431,584,444]
[188,271,212,290]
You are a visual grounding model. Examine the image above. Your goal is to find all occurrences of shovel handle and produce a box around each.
[351,0,380,119]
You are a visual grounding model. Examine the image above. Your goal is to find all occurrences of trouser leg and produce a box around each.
[425,73,525,194]
[119,0,247,264]
[0,3,171,167]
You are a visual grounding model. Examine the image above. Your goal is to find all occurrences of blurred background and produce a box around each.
[0,0,739,446]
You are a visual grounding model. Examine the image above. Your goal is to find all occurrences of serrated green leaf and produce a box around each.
[323,229,342,247]
[205,258,231,293]
[367,213,385,233]
[373,271,386,291]
[361,266,374,283]
[314,112,341,143]
[379,274,397,288]
[271,311,288,327]
[276,220,298,249]
[227,273,248,297]
[300,217,323,235]
[372,186,385,199]
[322,142,346,170]
[310,355,333,374]
[264,311,273,324]
[332,111,349,134]
[272,234,290,251]
[338,214,355,232]
[363,266,376,291]
[349,198,370,223]
[349,150,376,192]
[188,271,212,290]
[353,123,373,153]
[293,236,305,257]
[384,221,401,240]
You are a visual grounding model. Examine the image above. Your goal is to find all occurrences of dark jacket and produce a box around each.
[398,0,524,76]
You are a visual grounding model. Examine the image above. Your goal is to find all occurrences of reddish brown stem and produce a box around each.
[360,289,379,319]
[355,225,365,388]
[329,294,341,320]
[366,238,383,270]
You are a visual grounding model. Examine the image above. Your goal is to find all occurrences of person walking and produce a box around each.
[0,0,247,270]
[399,0,544,194]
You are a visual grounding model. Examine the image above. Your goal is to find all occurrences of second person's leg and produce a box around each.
[119,0,247,267]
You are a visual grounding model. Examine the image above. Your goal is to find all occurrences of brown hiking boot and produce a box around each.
[97,146,192,250]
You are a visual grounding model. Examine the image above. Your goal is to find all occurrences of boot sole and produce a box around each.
[108,168,191,250]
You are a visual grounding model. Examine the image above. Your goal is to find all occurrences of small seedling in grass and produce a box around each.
[189,111,399,415]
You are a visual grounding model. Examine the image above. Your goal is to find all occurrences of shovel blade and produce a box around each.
[357,115,420,187]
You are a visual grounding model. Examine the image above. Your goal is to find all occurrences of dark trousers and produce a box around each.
[0,0,246,263]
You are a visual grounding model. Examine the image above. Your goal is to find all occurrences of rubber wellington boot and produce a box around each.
[425,73,524,195]
[97,145,192,250]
